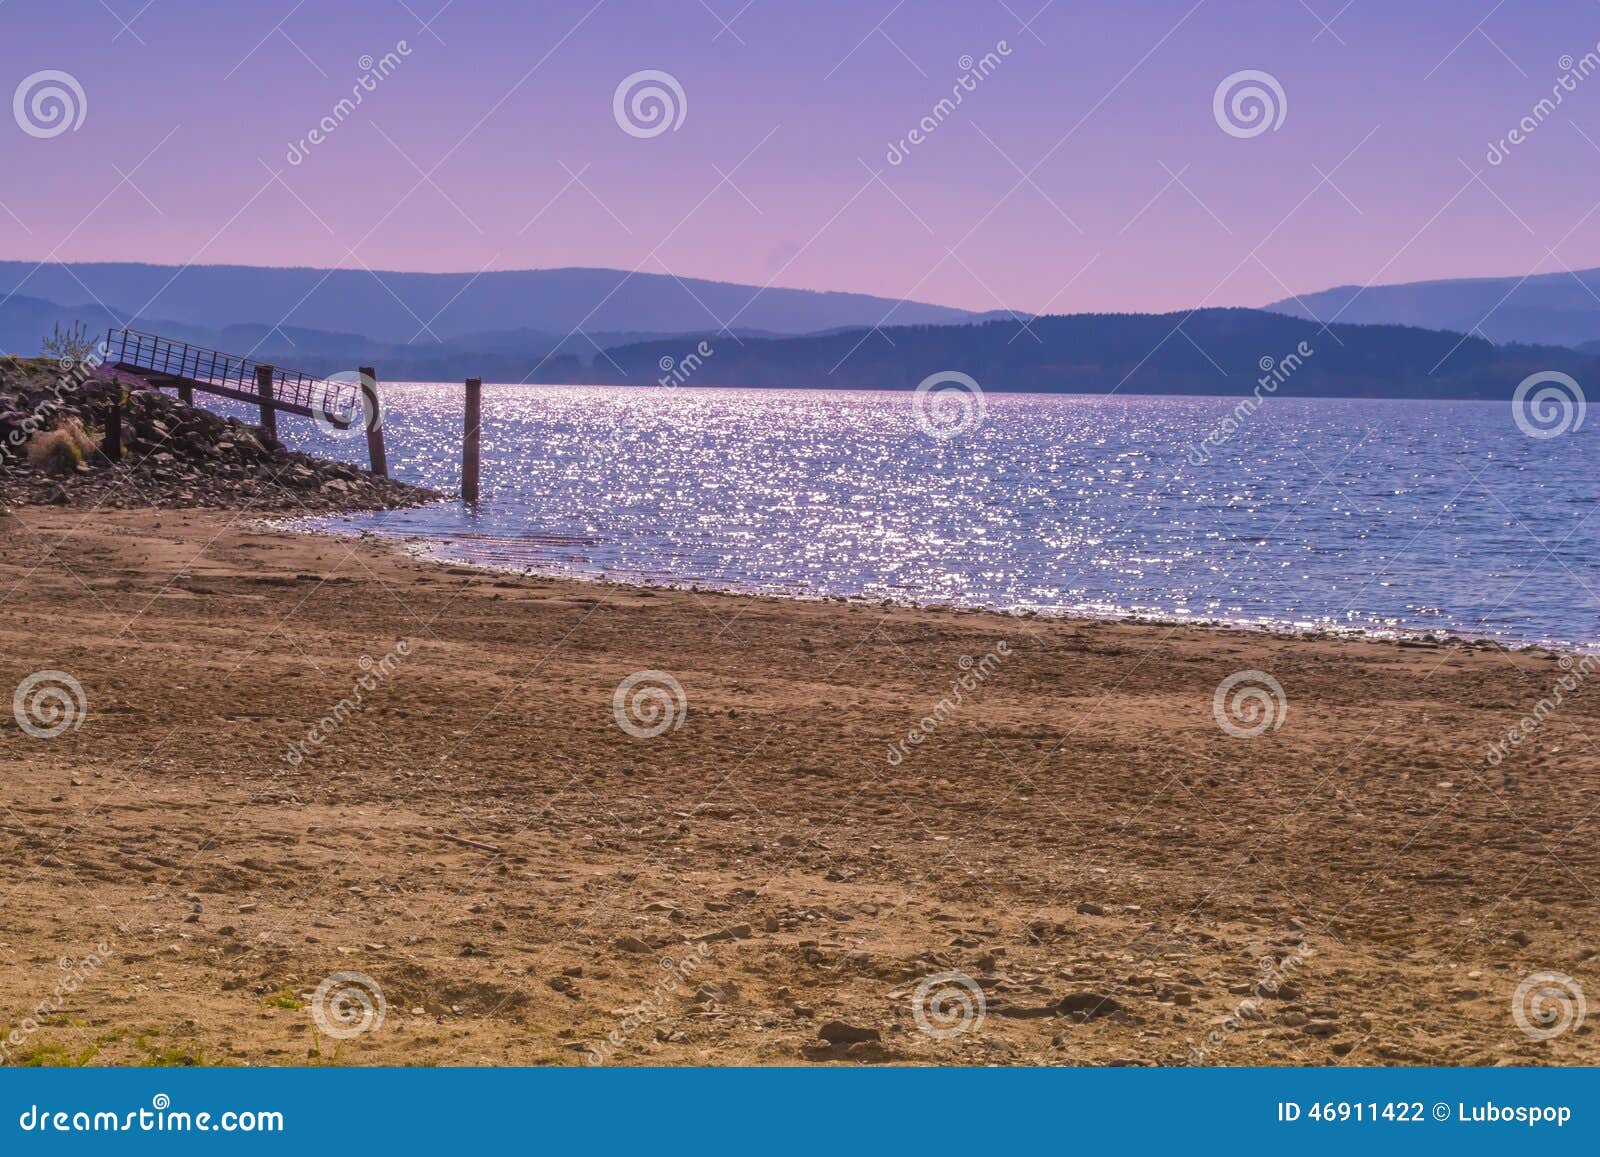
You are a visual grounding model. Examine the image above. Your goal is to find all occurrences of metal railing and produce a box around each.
[105,328,356,419]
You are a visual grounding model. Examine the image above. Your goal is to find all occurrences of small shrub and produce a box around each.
[41,321,97,366]
[25,417,101,474]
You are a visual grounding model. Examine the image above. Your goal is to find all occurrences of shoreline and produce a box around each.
[280,512,1592,659]
[4,505,1596,1066]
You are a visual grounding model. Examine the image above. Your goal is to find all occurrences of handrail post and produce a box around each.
[359,365,387,477]
[254,363,278,443]
[177,341,193,403]
[462,376,482,504]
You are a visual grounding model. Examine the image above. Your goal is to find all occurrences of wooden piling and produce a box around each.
[177,382,193,405]
[254,364,278,443]
[360,365,387,477]
[104,394,121,462]
[462,377,482,504]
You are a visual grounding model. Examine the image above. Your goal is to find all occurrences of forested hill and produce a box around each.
[596,308,1594,398]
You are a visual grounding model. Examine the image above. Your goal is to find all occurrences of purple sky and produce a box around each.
[3,0,1599,315]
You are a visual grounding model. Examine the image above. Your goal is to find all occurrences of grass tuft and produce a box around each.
[25,417,102,474]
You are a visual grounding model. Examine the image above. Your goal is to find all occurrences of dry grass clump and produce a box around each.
[25,418,102,474]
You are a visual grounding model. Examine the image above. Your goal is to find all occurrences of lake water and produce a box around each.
[279,384,1599,649]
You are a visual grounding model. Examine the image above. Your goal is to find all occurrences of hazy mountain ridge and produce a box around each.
[0,261,985,346]
[0,291,887,382]
[5,277,1587,398]
[1266,268,1600,348]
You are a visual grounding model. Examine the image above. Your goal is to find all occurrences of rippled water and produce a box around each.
[280,384,1599,648]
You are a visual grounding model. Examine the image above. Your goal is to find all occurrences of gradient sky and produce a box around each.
[3,0,1600,317]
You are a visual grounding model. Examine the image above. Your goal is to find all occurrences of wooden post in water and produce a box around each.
[177,382,193,405]
[360,365,387,477]
[462,377,482,504]
[254,364,278,443]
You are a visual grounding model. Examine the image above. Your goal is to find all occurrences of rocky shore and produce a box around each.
[0,357,440,512]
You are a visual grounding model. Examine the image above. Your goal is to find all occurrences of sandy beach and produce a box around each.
[0,505,1593,1066]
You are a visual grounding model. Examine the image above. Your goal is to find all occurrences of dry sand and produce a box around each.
[0,506,1595,1066]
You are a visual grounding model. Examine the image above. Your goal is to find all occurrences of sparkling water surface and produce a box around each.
[274,384,1599,649]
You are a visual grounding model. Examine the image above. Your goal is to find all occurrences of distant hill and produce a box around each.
[1265,269,1600,348]
[595,308,1594,397]
[6,281,1584,397]
[0,261,985,346]
[0,293,217,356]
[0,291,922,381]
